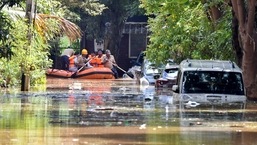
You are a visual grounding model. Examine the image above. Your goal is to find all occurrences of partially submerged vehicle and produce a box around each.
[172,59,246,104]
[130,51,145,67]
[125,52,145,79]
[179,96,246,127]
[155,66,178,88]
[155,59,179,88]
[141,59,162,84]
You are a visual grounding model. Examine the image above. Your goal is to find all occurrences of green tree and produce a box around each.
[140,0,234,64]
[0,12,13,60]
[0,0,25,60]
[37,0,106,57]
[0,0,83,88]
[141,0,257,100]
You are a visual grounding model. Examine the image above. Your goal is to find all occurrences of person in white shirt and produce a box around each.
[102,49,118,78]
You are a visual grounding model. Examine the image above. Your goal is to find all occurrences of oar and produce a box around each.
[71,58,93,77]
[78,58,93,72]
[112,63,134,79]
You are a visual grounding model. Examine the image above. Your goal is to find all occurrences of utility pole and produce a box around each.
[21,0,35,91]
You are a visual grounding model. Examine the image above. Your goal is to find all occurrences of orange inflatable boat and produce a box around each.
[46,67,115,79]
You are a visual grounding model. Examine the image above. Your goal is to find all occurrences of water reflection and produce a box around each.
[0,79,257,145]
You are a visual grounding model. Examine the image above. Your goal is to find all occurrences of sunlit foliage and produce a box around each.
[140,0,233,64]
[0,0,96,87]
[0,12,13,60]
[0,17,52,87]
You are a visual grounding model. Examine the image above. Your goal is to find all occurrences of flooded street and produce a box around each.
[0,78,257,145]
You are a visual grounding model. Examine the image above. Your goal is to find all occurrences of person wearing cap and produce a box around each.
[102,49,118,78]
[60,46,75,70]
[75,48,92,70]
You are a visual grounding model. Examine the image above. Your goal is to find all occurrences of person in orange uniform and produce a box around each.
[95,49,105,67]
[89,52,98,67]
[69,52,78,72]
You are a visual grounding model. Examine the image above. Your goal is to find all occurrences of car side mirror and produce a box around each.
[172,85,179,93]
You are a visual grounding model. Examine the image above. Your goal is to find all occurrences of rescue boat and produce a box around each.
[46,67,115,79]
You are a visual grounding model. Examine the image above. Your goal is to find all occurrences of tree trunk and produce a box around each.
[22,0,35,91]
[209,6,222,23]
[201,0,222,25]
[108,21,124,60]
[241,32,257,100]
[231,10,243,67]
[231,0,257,100]
[105,8,125,60]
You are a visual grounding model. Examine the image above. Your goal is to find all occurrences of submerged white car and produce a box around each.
[172,59,247,104]
[141,60,162,84]
[155,65,179,88]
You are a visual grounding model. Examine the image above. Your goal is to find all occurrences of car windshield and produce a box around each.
[165,68,178,73]
[182,71,245,95]
[144,61,161,75]
[145,65,160,74]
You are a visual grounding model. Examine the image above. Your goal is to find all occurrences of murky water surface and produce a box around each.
[0,78,257,145]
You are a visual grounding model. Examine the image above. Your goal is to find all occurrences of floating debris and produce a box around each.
[184,101,200,108]
[139,124,146,129]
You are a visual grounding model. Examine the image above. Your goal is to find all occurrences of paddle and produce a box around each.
[78,58,93,72]
[71,58,93,78]
[112,63,134,79]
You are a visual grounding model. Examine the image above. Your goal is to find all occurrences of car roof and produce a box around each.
[179,59,242,72]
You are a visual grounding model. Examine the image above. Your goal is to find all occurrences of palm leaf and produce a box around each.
[35,14,82,42]
[5,9,82,42]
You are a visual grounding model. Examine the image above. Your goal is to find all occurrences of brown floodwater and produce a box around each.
[0,78,257,145]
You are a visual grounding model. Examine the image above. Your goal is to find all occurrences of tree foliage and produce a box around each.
[0,12,14,59]
[140,0,234,64]
[141,0,257,100]
[0,17,52,87]
[0,0,89,88]
[60,0,106,16]
[36,0,106,55]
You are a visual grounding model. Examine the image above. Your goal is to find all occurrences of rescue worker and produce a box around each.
[89,52,98,67]
[69,51,78,72]
[95,49,105,67]
[60,46,74,70]
[76,49,92,70]
[102,49,119,78]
